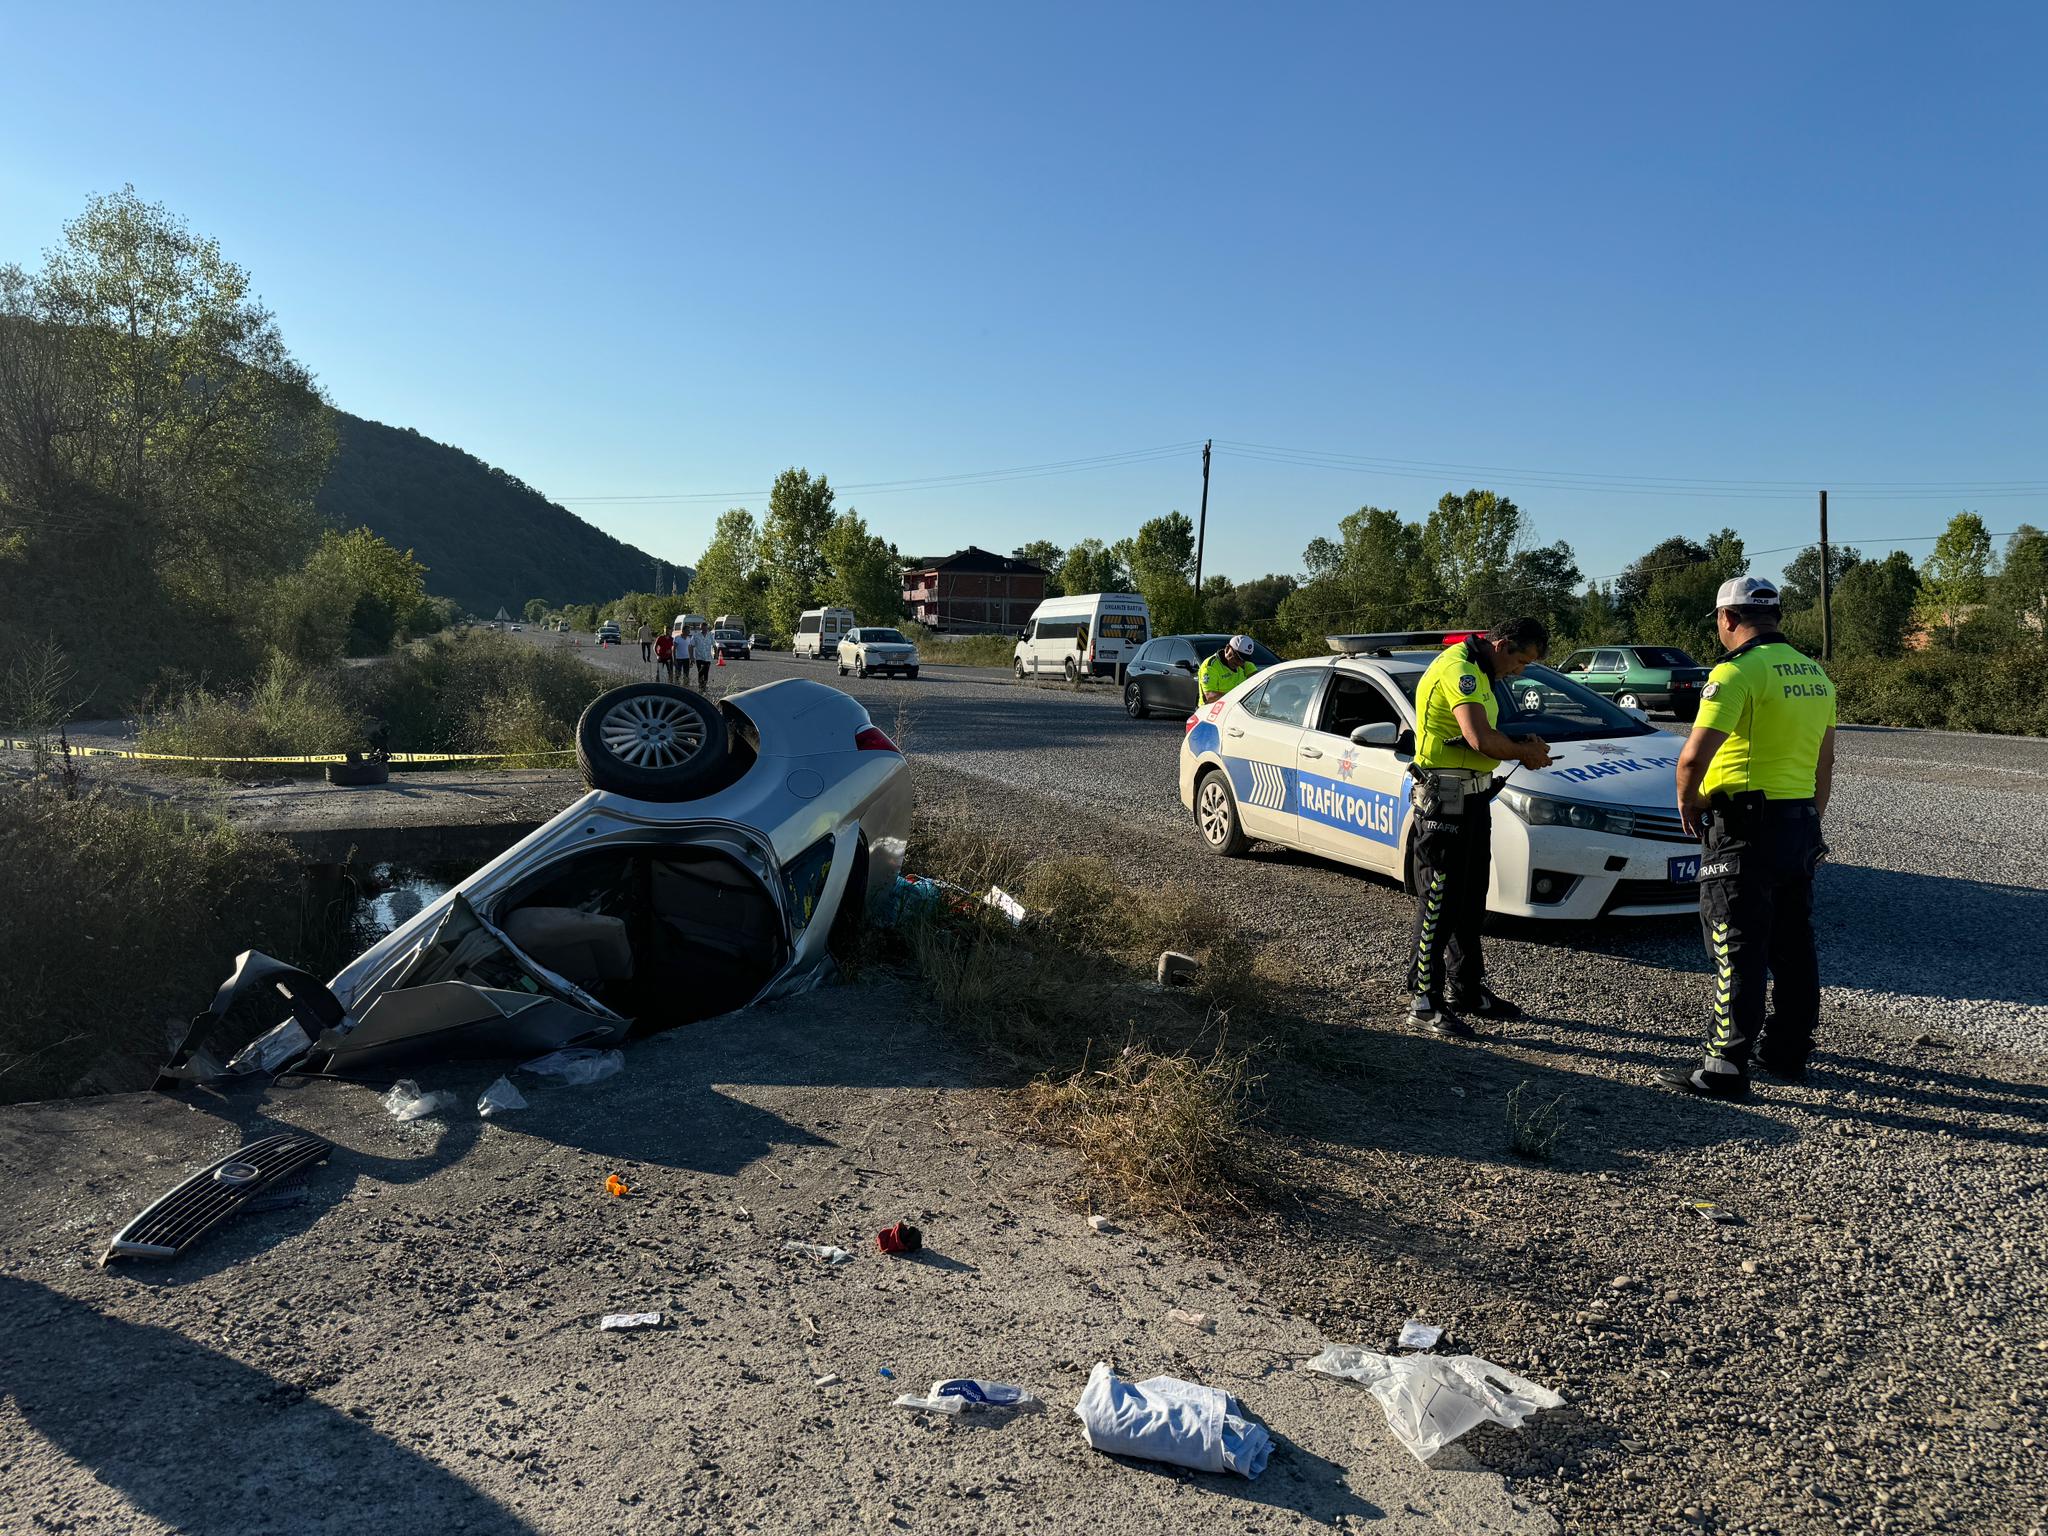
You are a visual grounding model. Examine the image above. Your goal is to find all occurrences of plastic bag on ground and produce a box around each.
[894,1378,1036,1415]
[383,1079,460,1122]
[519,1047,624,1086]
[1074,1362,1272,1479]
[1306,1346,1563,1463]
[478,1076,528,1117]
[782,1240,854,1265]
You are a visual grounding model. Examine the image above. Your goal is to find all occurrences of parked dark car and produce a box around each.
[1556,644,1710,718]
[1122,634,1282,718]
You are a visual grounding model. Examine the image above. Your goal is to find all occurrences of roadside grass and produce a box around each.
[1506,1079,1568,1160]
[911,628,1018,669]
[139,630,611,769]
[878,814,1271,1221]
[0,782,301,1103]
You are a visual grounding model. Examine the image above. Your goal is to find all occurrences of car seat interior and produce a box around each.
[495,846,787,1031]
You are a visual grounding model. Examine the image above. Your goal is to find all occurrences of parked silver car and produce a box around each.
[163,679,911,1083]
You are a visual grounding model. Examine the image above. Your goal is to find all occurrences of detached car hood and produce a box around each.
[1519,733,1685,804]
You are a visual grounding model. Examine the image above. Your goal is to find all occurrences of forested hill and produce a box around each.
[315,411,674,615]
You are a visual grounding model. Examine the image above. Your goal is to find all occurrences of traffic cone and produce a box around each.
[716,654,725,666]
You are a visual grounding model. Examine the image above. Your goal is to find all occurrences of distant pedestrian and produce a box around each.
[692,628,711,688]
[654,629,676,682]
[638,622,653,662]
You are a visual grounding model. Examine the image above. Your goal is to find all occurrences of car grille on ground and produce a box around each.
[101,1132,332,1265]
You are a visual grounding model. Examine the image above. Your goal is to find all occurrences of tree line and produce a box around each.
[0,189,449,714]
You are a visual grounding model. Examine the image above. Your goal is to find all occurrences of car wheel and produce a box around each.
[1124,681,1150,719]
[575,682,729,801]
[1195,770,1249,857]
[906,668,918,680]
[855,656,868,678]
[1618,692,1641,711]
[1015,659,1027,680]
[1063,656,1080,684]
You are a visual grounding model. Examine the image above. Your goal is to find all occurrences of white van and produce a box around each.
[1013,592,1152,683]
[671,613,707,638]
[793,606,856,659]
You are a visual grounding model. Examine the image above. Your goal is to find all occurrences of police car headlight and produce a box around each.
[1500,786,1616,834]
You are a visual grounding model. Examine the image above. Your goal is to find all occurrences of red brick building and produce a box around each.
[902,546,1047,632]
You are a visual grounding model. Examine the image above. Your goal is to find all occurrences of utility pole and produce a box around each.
[1192,439,1212,594]
[1817,490,1832,661]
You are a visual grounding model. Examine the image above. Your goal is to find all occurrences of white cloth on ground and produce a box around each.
[1072,1362,1272,1478]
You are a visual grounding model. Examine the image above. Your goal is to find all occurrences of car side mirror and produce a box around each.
[1175,659,1195,673]
[1352,722,1399,748]
[1622,705,1650,723]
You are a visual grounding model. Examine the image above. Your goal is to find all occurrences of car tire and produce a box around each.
[906,668,919,680]
[1195,769,1249,857]
[1015,659,1028,681]
[838,661,849,676]
[574,682,728,802]
[1063,657,1080,684]
[1618,692,1641,711]
[855,657,868,678]
[1124,681,1150,719]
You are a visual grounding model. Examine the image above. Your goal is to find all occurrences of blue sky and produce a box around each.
[2,1,2042,588]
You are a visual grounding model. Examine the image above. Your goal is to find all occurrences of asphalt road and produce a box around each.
[543,631,2048,1055]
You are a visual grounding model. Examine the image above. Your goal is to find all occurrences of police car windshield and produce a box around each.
[862,629,908,643]
[1496,665,1659,740]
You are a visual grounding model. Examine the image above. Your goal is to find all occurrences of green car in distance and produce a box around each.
[1556,644,1710,719]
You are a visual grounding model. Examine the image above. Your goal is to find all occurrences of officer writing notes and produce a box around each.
[1657,577,1836,1099]
[1406,619,1554,1038]
[1198,635,1260,704]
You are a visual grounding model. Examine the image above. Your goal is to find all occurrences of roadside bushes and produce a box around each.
[0,783,298,1103]
[138,629,611,767]
[1831,646,2048,735]
[885,817,1267,1219]
[908,625,1017,669]
[141,653,363,762]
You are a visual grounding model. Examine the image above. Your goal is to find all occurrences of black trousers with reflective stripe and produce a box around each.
[1407,798,1491,1001]
[1697,801,1823,1070]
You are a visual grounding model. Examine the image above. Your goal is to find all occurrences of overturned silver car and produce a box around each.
[162,679,911,1083]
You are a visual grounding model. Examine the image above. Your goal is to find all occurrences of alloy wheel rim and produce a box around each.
[1198,781,1230,843]
[599,694,706,769]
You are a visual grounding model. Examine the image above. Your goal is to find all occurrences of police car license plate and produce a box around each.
[1669,854,1701,884]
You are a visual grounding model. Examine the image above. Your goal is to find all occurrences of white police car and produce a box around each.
[1178,633,1699,920]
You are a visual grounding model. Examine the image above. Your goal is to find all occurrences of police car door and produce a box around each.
[1294,669,1409,874]
[1220,669,1323,843]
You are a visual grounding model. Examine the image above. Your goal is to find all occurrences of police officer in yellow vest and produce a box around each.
[1406,618,1555,1037]
[1197,635,1259,704]
[1658,577,1837,1098]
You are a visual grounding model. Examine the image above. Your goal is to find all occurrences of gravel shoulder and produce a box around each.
[0,978,1548,1536]
[910,760,2048,1535]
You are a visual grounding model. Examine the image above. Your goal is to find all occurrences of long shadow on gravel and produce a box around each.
[0,1275,538,1535]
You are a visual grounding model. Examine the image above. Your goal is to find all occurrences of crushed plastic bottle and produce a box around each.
[894,1378,1037,1415]
[783,1240,854,1265]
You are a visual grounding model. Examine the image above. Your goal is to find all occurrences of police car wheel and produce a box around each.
[1124,681,1150,718]
[1195,771,1249,857]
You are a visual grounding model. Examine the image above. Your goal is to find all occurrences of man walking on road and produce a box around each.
[654,628,675,682]
[690,627,711,689]
[1197,635,1260,705]
[1404,618,1554,1038]
[638,622,653,662]
[1658,578,1837,1099]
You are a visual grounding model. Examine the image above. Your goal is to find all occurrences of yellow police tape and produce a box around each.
[0,737,573,765]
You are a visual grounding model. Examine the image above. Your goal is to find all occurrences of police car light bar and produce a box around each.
[1326,631,1472,656]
